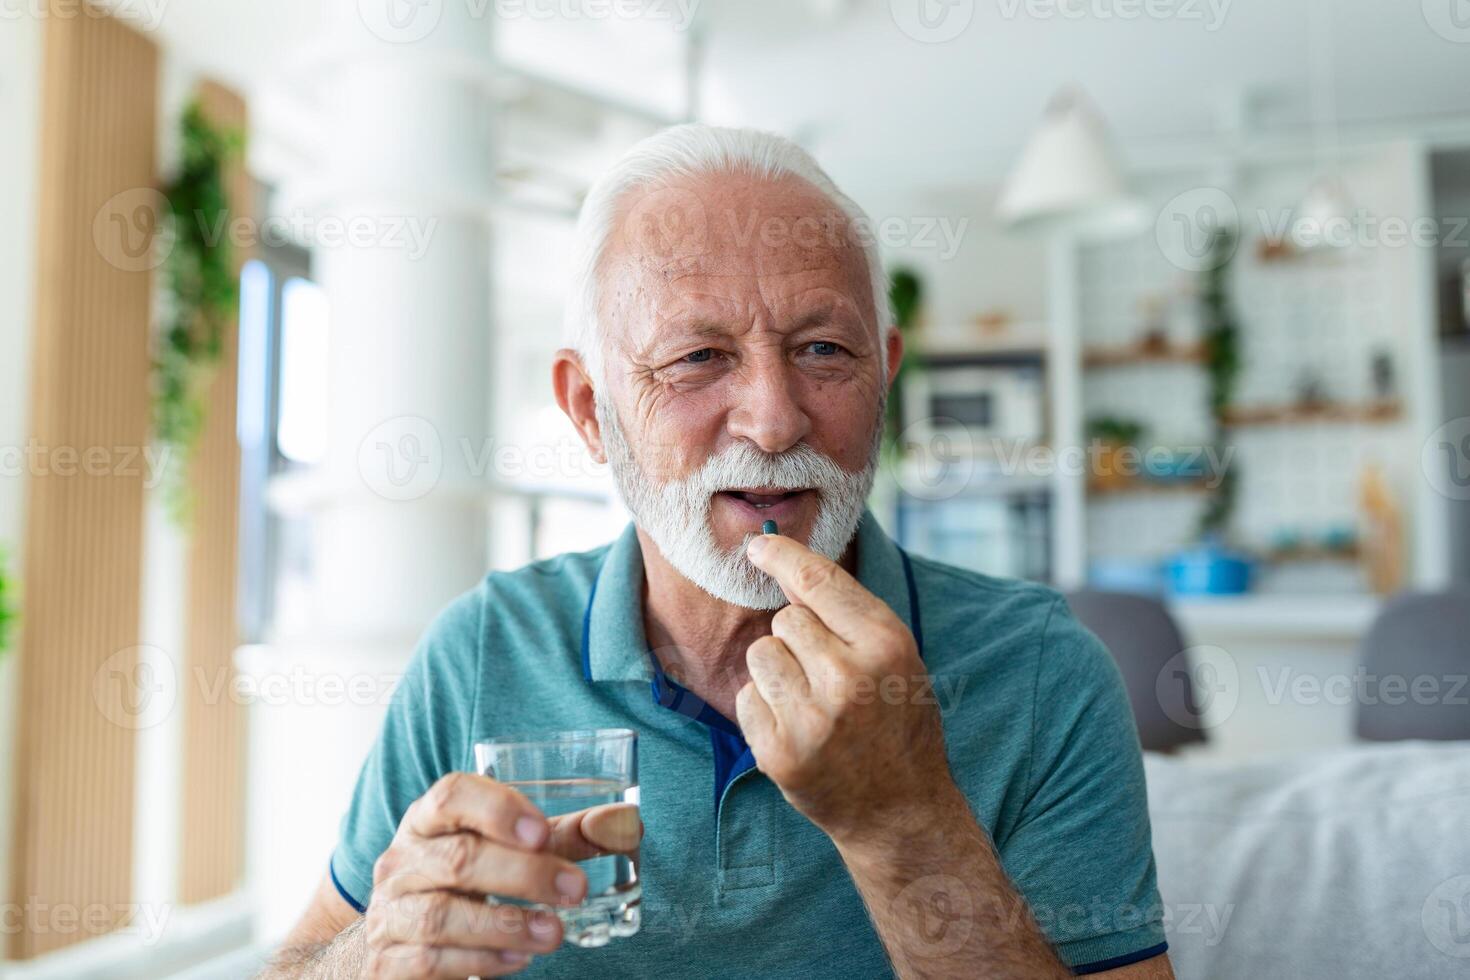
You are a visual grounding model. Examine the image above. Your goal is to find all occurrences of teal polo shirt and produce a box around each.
[331,512,1167,976]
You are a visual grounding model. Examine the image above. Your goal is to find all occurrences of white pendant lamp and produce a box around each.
[997,86,1145,240]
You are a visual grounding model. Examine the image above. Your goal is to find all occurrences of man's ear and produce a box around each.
[552,349,606,463]
[884,325,904,390]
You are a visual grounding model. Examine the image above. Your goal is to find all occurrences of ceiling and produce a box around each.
[111,0,1470,201]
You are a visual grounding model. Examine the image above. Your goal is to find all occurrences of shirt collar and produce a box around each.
[581,509,921,684]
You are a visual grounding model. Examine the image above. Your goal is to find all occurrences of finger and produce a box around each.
[399,773,550,851]
[547,803,642,862]
[375,944,533,978]
[375,834,587,908]
[370,891,564,955]
[735,679,778,750]
[746,635,808,711]
[746,534,890,641]
[771,603,846,679]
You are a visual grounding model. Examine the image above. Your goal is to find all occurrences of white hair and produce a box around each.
[563,123,893,385]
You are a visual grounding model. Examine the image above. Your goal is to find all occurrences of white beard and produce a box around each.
[597,395,880,610]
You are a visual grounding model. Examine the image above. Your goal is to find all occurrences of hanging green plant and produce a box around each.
[885,267,924,446]
[153,98,245,526]
[1199,226,1241,537]
[0,547,16,661]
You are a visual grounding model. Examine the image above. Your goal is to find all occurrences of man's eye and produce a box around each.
[807,341,842,356]
[683,348,717,364]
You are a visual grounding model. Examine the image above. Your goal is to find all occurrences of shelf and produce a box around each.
[1264,544,1361,564]
[917,325,1048,361]
[1220,399,1403,427]
[1088,477,1212,496]
[1082,341,1205,368]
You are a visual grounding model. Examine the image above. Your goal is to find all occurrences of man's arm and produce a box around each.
[838,802,1172,978]
[257,875,366,978]
[740,534,1172,979]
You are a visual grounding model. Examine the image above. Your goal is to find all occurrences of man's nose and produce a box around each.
[726,358,811,455]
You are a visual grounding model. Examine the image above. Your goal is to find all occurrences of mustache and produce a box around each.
[685,442,850,498]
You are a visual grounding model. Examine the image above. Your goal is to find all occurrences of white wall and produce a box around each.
[0,10,43,943]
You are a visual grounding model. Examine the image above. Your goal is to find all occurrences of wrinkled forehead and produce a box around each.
[599,171,875,314]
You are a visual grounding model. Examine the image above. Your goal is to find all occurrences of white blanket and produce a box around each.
[1144,741,1470,980]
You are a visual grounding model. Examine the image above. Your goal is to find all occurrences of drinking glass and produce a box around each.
[473,729,640,948]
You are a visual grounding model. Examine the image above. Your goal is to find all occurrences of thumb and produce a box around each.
[546,802,642,860]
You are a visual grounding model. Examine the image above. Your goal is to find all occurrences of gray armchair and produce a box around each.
[1354,590,1470,742]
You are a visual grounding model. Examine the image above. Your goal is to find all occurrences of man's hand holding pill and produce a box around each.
[737,532,957,847]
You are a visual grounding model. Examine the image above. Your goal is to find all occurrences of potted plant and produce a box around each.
[1086,416,1146,491]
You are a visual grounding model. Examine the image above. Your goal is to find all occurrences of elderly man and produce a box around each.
[264,125,1172,979]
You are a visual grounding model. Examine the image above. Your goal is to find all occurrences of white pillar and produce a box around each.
[244,2,497,942]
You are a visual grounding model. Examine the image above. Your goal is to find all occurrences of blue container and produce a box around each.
[1165,540,1254,595]
[1089,558,1166,596]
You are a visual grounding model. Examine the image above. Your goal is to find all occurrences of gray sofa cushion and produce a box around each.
[1145,741,1470,980]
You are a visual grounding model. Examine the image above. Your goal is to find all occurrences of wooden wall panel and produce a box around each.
[178,79,250,906]
[8,5,158,960]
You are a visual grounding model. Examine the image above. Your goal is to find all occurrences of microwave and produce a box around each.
[902,357,1047,452]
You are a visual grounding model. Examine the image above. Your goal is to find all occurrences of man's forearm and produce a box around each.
[833,781,1069,980]
[256,918,366,979]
